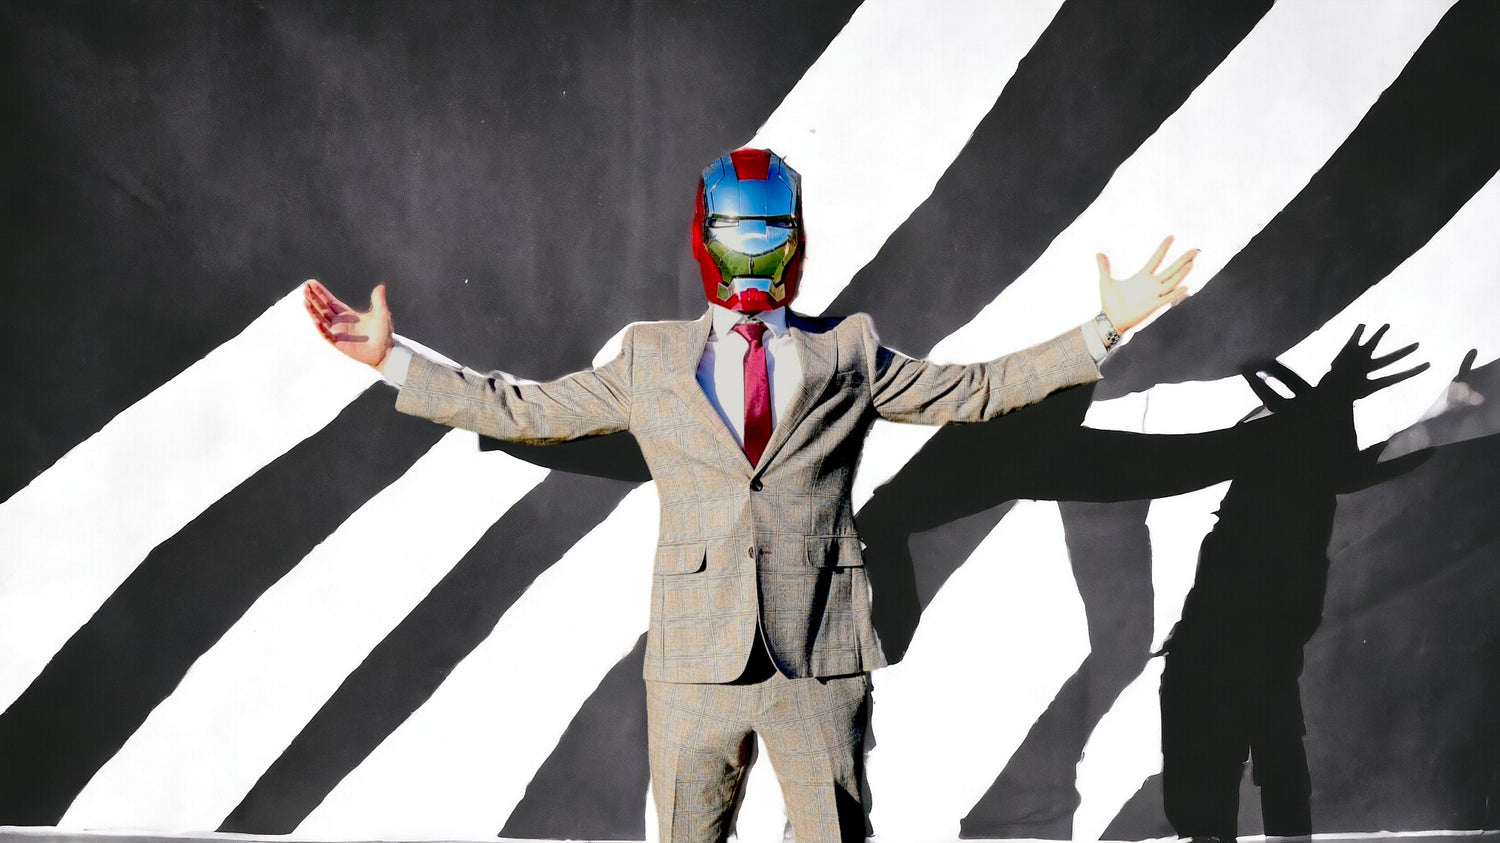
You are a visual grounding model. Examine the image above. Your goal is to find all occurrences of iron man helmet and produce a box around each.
[691,148,805,313]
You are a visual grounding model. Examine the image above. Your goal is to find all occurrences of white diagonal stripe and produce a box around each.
[296,484,658,838]
[865,500,1088,841]
[751,0,1066,313]
[59,430,548,831]
[0,288,377,717]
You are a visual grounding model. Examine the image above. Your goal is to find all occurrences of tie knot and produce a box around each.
[732,320,767,347]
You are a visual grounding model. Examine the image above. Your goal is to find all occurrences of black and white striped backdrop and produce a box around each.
[3,1,1498,839]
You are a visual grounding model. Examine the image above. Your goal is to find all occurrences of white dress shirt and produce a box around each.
[695,305,802,448]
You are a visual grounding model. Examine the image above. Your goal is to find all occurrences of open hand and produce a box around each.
[1240,324,1430,490]
[1098,236,1196,333]
[1243,324,1428,414]
[304,280,395,370]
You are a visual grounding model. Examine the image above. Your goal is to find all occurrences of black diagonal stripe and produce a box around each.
[830,0,1272,353]
[500,634,650,841]
[1099,0,1500,399]
[219,470,637,833]
[0,388,443,825]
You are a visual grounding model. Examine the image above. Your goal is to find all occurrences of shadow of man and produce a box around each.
[1159,326,1430,842]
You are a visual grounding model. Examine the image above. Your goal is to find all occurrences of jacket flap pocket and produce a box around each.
[655,543,707,575]
[804,536,865,567]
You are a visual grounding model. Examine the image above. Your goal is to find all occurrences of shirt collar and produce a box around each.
[710,303,789,339]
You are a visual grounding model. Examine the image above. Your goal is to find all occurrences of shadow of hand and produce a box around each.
[1241,323,1430,491]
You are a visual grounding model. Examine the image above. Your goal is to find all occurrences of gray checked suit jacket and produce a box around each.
[394,310,1101,683]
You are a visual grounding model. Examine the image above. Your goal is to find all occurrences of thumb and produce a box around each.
[371,283,389,315]
[1459,347,1477,378]
[1096,253,1111,280]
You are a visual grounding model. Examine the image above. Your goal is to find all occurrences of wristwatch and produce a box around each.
[1094,312,1121,350]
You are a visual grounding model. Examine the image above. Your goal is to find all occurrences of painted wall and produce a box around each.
[2,0,1497,839]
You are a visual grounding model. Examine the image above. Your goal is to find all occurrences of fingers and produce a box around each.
[1096,253,1112,280]
[1137,235,1174,276]
[304,284,335,323]
[1241,360,1312,409]
[307,307,363,345]
[1157,248,1198,284]
[372,283,389,315]
[304,298,355,326]
[1369,341,1419,369]
[304,296,330,326]
[304,279,349,314]
[1159,286,1190,305]
[1363,323,1391,350]
[1366,361,1430,394]
[1459,348,1478,378]
[1242,368,1293,410]
[1261,359,1315,396]
[1341,323,1367,353]
[1156,258,1196,299]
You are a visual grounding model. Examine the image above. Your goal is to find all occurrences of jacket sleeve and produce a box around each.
[859,314,1101,425]
[393,327,634,443]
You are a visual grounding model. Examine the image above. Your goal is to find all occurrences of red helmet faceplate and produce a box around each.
[691,148,805,313]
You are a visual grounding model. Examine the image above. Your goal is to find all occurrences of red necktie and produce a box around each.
[732,321,771,465]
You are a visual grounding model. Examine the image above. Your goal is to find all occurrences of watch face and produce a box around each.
[1095,314,1120,347]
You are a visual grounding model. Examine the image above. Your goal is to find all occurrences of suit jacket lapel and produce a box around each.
[754,313,836,473]
[667,311,755,472]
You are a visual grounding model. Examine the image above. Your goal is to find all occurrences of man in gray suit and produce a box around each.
[305,148,1194,842]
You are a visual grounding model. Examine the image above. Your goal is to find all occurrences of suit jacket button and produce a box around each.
[749,478,763,492]
[747,546,756,558]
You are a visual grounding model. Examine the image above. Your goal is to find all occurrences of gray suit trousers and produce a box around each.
[647,671,869,843]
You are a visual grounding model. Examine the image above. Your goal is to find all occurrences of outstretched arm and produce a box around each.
[868,324,1103,424]
[303,280,632,444]
[868,237,1198,425]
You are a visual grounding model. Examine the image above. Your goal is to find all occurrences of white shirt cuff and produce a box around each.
[380,341,415,387]
[1081,321,1110,364]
